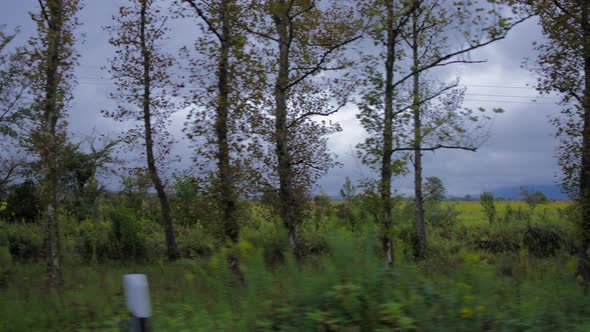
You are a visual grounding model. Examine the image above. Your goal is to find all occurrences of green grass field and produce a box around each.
[454,200,570,225]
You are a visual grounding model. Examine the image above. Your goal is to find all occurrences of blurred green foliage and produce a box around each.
[0,183,588,330]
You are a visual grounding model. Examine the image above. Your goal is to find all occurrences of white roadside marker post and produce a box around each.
[123,274,151,332]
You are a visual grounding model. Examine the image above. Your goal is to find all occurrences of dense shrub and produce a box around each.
[502,204,515,223]
[426,202,461,228]
[313,195,334,229]
[107,206,147,261]
[171,173,210,227]
[500,203,535,224]
[175,225,217,258]
[523,224,565,257]
[473,229,521,253]
[77,218,111,262]
[241,216,289,268]
[480,192,496,224]
[460,224,523,254]
[0,180,40,223]
[0,222,44,261]
[299,229,330,256]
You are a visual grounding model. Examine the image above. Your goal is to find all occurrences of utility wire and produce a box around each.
[74,74,562,107]
[464,99,556,105]
[74,82,561,105]
[465,93,558,100]
[460,84,535,90]
[75,74,542,92]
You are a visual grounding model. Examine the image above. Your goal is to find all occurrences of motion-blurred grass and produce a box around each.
[2,200,589,331]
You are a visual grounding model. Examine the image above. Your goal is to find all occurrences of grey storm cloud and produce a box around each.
[1,2,562,197]
[318,17,560,197]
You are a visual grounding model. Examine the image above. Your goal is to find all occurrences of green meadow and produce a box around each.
[2,199,589,331]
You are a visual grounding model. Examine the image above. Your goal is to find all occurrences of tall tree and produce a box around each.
[524,0,590,281]
[246,0,361,258]
[402,1,500,257]
[28,0,82,288]
[357,0,417,266]
[178,0,260,280]
[357,0,528,265]
[105,0,179,260]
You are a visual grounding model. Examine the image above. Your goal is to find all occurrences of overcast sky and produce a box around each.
[2,1,562,197]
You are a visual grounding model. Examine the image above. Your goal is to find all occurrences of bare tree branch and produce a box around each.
[290,64,346,72]
[431,59,487,67]
[182,0,223,42]
[287,35,361,90]
[37,0,51,26]
[552,0,573,18]
[552,83,584,106]
[286,0,296,18]
[242,25,279,42]
[289,0,315,19]
[0,155,26,191]
[0,85,27,123]
[290,158,323,171]
[287,101,346,129]
[153,16,169,40]
[391,144,476,155]
[392,15,532,91]
[396,82,459,114]
[393,0,422,36]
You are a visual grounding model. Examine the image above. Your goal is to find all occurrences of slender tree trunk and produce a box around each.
[273,3,300,259]
[217,0,238,246]
[139,0,178,261]
[411,10,427,258]
[216,0,244,282]
[381,0,396,267]
[44,0,65,289]
[578,0,590,281]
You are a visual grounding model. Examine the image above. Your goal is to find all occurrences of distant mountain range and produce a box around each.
[491,184,569,200]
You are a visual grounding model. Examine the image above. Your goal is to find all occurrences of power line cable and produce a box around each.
[75,74,542,91]
[461,84,535,90]
[463,99,556,105]
[73,74,562,106]
[465,93,559,100]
